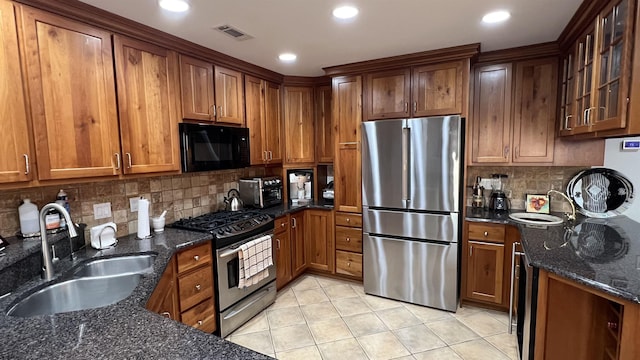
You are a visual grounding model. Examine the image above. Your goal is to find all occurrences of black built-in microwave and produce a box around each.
[179,123,250,173]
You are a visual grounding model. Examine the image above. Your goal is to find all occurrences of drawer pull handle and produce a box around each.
[484,231,488,237]
[195,284,201,291]
[197,320,203,326]
[346,237,350,242]
[194,255,200,261]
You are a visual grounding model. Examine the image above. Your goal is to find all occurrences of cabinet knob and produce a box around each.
[195,284,201,291]
[197,320,203,326]
[346,218,350,223]
[346,237,350,242]
[281,223,286,228]
[194,255,200,261]
[484,231,488,237]
[347,262,351,267]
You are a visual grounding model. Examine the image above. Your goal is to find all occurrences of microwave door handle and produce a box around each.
[182,133,189,171]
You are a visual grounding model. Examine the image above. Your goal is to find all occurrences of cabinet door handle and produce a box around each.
[161,311,171,319]
[114,153,121,170]
[413,101,417,113]
[209,105,215,119]
[194,255,200,261]
[504,146,509,158]
[126,153,132,169]
[219,106,224,117]
[565,115,573,130]
[469,245,473,257]
[404,102,408,113]
[514,146,519,158]
[263,151,267,161]
[212,104,217,118]
[23,154,30,175]
[268,151,273,160]
[195,284,201,291]
[276,239,281,249]
[291,217,297,228]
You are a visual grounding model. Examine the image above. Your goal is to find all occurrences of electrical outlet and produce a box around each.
[93,202,112,220]
[479,179,493,189]
[130,197,139,212]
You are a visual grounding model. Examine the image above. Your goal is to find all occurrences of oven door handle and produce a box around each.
[222,286,275,320]
[220,247,241,258]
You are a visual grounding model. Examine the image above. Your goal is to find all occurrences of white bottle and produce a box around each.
[18,199,40,235]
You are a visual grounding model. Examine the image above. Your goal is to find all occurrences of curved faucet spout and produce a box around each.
[39,203,78,281]
[546,189,576,222]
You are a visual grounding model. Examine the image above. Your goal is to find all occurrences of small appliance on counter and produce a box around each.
[287,169,313,203]
[224,189,244,211]
[472,176,484,208]
[238,176,283,208]
[489,173,510,211]
[322,181,334,204]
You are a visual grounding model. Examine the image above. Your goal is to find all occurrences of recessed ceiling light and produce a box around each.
[159,0,189,13]
[333,6,359,19]
[279,53,297,62]
[482,10,510,24]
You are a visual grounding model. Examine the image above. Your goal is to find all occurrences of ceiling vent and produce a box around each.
[214,25,253,41]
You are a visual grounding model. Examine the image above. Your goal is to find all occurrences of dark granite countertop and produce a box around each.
[259,200,334,218]
[464,206,512,224]
[0,228,271,360]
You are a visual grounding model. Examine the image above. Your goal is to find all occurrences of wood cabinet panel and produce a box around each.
[264,81,282,163]
[0,1,32,183]
[335,226,362,253]
[180,297,216,333]
[20,6,120,180]
[214,65,244,125]
[363,69,411,120]
[284,86,315,164]
[305,210,334,273]
[290,211,307,277]
[176,242,212,274]
[471,64,512,164]
[468,223,505,243]
[177,265,214,311]
[179,55,214,121]
[245,75,266,164]
[114,36,180,174]
[315,85,333,163]
[146,257,178,321]
[512,59,558,163]
[412,61,464,117]
[274,216,288,234]
[335,212,362,228]
[274,226,292,290]
[335,250,363,278]
[466,240,504,304]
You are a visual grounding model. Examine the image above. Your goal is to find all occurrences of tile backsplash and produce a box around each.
[466,166,587,212]
[0,168,264,239]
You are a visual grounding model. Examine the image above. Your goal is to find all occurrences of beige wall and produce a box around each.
[466,166,586,212]
[0,168,264,239]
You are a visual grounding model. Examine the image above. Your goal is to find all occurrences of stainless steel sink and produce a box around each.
[7,275,141,317]
[509,212,564,225]
[72,254,156,278]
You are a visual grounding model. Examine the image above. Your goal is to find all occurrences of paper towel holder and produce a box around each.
[136,197,153,240]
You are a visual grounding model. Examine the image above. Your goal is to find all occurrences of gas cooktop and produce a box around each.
[171,210,274,249]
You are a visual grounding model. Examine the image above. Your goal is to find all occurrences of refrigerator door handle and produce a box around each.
[402,126,410,206]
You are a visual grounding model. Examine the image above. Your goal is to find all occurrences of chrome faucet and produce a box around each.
[40,203,78,281]
[547,189,576,222]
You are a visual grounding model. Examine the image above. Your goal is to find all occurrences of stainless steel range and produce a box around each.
[172,210,276,337]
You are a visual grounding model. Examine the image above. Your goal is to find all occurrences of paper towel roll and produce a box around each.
[137,197,151,239]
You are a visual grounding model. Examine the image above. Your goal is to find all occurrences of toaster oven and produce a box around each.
[238,176,283,208]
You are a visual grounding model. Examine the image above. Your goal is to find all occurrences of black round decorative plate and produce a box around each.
[566,168,634,218]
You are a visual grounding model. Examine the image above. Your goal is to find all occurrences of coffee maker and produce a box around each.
[489,174,510,211]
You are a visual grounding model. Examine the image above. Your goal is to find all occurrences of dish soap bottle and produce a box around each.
[56,189,70,229]
[18,199,39,235]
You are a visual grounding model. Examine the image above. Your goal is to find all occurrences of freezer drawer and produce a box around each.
[363,208,459,243]
[363,234,458,312]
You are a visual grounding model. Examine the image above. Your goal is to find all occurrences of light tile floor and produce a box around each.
[227,274,518,360]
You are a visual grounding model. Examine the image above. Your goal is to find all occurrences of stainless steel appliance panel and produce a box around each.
[219,282,276,338]
[363,234,458,312]
[362,119,405,209]
[406,116,461,212]
[363,209,458,243]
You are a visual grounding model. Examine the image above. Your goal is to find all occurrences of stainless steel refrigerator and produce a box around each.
[362,115,462,312]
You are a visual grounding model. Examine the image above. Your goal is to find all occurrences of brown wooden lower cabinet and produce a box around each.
[461,221,520,311]
[305,209,335,272]
[535,270,640,360]
[274,218,292,290]
[335,250,362,278]
[146,241,216,333]
[334,211,363,280]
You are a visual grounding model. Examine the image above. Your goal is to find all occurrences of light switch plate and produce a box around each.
[129,197,139,212]
[93,202,112,220]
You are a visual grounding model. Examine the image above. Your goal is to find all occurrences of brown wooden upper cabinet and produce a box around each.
[283,86,315,164]
[559,0,636,136]
[114,36,181,174]
[315,85,334,163]
[19,6,121,180]
[470,58,557,164]
[245,75,282,165]
[363,60,465,121]
[0,1,32,183]
[333,75,363,213]
[179,55,244,125]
